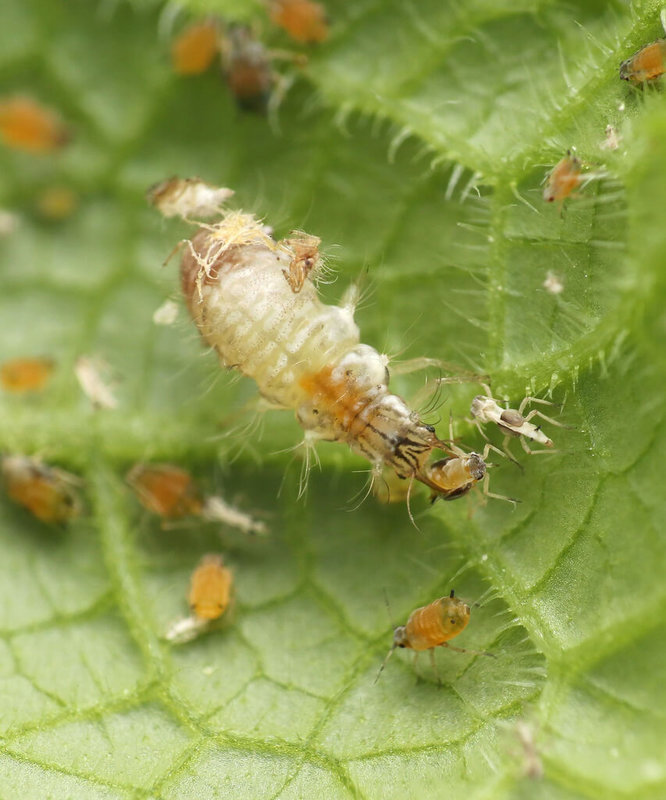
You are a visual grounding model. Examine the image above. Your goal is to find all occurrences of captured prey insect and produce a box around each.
[165,553,234,643]
[153,180,489,505]
[375,590,494,683]
[470,384,566,463]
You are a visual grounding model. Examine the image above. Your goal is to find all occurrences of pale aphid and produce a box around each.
[146,177,234,220]
[0,357,53,393]
[1,455,82,524]
[470,383,565,461]
[74,356,117,410]
[269,0,329,44]
[0,96,69,154]
[543,270,564,295]
[543,151,582,204]
[375,590,493,683]
[165,553,234,644]
[152,298,179,326]
[159,186,486,504]
[201,495,268,536]
[171,19,220,76]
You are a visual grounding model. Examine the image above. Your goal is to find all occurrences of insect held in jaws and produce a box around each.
[155,181,481,502]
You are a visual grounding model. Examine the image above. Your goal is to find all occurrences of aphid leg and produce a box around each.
[479,462,520,507]
[500,435,523,470]
[517,394,559,414]
[522,408,571,430]
[441,641,496,659]
[518,436,561,456]
[429,648,442,686]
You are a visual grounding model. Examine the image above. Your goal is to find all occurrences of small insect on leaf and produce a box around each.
[278,230,322,293]
[375,590,494,684]
[0,357,54,393]
[74,356,117,410]
[619,38,666,83]
[543,151,582,204]
[171,19,221,76]
[0,96,70,154]
[1,455,82,524]
[220,25,278,112]
[269,0,329,44]
[35,185,78,221]
[188,553,233,621]
[126,463,203,519]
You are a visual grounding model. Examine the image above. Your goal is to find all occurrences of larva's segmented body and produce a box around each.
[160,186,474,499]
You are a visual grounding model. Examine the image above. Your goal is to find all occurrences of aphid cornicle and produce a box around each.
[376,590,493,682]
[159,185,481,503]
[543,151,582,204]
[188,553,233,620]
[620,38,666,83]
[1,455,82,524]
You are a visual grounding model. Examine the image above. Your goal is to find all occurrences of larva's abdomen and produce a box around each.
[181,229,359,408]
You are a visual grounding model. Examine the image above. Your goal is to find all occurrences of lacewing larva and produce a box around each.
[269,0,329,44]
[1,455,82,524]
[0,357,53,393]
[171,19,220,76]
[470,384,565,461]
[375,590,493,682]
[543,151,582,204]
[126,462,268,535]
[154,182,487,504]
[0,96,69,154]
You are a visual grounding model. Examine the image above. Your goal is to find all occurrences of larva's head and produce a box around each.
[437,590,471,637]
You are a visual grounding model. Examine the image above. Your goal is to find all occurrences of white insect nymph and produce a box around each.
[470,383,565,462]
[156,179,474,500]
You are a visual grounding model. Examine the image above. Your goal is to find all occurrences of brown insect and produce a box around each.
[126,463,203,519]
[188,554,233,620]
[221,25,276,112]
[543,151,582,204]
[171,19,221,75]
[620,38,666,83]
[1,455,82,524]
[376,590,493,682]
[269,0,329,44]
[0,96,69,153]
[279,230,322,292]
[0,357,53,393]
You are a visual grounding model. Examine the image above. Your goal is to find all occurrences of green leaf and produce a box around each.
[1,0,665,798]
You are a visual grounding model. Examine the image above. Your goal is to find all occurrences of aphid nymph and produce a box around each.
[376,590,493,683]
[470,383,564,461]
[0,96,69,153]
[0,357,53,393]
[171,19,220,76]
[1,455,82,524]
[189,553,233,620]
[269,0,329,44]
[620,38,666,83]
[543,151,582,205]
[126,463,203,519]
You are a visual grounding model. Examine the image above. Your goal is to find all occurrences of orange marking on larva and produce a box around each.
[171,20,220,75]
[0,357,53,393]
[1,455,81,524]
[299,365,370,436]
[620,39,666,83]
[269,0,329,44]
[0,96,69,154]
[126,463,203,519]
[188,554,233,620]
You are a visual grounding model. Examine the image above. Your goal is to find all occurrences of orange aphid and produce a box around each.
[376,590,492,682]
[269,0,329,44]
[0,96,69,154]
[1,455,81,524]
[0,357,53,393]
[126,463,203,519]
[543,151,582,204]
[188,554,233,620]
[171,19,220,75]
[620,39,666,83]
